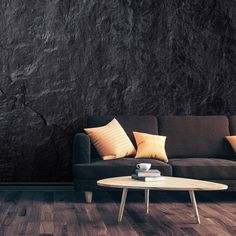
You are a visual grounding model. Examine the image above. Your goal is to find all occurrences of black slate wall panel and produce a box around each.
[0,0,235,181]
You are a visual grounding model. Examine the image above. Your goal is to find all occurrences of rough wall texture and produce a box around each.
[0,0,235,181]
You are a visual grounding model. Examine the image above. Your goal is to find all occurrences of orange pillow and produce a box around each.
[133,131,168,162]
[225,136,236,153]
[84,118,136,160]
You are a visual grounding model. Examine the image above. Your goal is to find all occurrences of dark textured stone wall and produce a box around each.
[0,0,235,181]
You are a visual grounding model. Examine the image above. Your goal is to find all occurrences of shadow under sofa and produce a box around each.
[73,115,236,202]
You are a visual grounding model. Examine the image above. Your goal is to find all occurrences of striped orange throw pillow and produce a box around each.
[84,119,136,160]
[133,131,168,162]
[225,136,236,153]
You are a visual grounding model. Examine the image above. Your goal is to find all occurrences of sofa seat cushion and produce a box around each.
[74,157,172,180]
[169,158,236,180]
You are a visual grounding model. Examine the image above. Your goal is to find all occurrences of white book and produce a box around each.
[132,174,164,182]
[136,169,161,177]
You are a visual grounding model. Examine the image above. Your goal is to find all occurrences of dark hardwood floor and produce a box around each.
[0,190,235,236]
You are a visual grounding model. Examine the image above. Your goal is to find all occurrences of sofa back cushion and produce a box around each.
[87,115,158,159]
[229,116,236,135]
[158,116,232,158]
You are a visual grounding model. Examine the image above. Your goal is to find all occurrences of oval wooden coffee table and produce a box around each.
[97,176,227,223]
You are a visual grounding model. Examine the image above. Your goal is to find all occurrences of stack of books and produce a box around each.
[132,169,164,182]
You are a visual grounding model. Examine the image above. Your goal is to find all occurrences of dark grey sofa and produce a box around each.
[73,115,236,202]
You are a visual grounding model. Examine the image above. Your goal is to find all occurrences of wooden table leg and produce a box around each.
[145,189,150,214]
[189,190,200,224]
[118,188,128,222]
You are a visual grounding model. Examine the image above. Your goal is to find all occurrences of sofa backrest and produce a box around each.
[158,116,233,158]
[229,116,236,135]
[87,115,158,159]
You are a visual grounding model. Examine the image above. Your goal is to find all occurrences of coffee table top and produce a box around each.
[97,176,228,191]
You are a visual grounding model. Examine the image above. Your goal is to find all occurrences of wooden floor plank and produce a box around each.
[12,192,33,235]
[25,192,44,236]
[0,191,235,235]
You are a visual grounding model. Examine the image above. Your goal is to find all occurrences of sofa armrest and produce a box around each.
[73,133,91,164]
